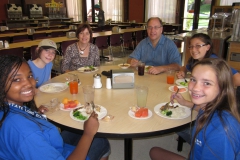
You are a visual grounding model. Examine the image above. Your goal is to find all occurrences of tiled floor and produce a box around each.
[53,47,190,160]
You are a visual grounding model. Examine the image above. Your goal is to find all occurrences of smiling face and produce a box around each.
[39,48,56,64]
[188,64,220,108]
[78,28,90,44]
[5,62,36,106]
[147,18,163,43]
[189,38,211,61]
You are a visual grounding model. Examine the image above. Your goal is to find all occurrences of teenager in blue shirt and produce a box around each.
[0,55,110,160]
[127,17,181,75]
[149,58,240,160]
[176,33,240,86]
[28,39,58,88]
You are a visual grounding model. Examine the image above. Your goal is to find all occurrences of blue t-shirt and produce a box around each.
[129,35,182,66]
[0,105,89,160]
[186,54,238,75]
[28,60,53,88]
[190,110,240,160]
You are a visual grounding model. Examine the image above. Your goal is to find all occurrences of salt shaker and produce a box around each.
[93,74,102,88]
[106,77,112,89]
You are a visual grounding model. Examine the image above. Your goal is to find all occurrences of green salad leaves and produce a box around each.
[73,110,88,120]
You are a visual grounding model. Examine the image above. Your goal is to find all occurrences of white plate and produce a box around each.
[59,103,82,111]
[77,66,98,73]
[118,63,130,69]
[39,83,68,93]
[154,102,191,120]
[168,86,188,93]
[144,65,152,72]
[175,78,190,87]
[128,109,153,120]
[70,105,107,122]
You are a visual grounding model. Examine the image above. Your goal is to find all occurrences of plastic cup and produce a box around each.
[138,61,145,76]
[69,81,78,94]
[167,70,175,84]
[135,86,148,108]
[82,85,95,105]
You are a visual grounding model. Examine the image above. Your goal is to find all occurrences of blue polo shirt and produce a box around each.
[190,110,240,160]
[129,35,181,66]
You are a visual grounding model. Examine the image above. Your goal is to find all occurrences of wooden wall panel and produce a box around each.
[0,0,9,23]
[129,0,144,22]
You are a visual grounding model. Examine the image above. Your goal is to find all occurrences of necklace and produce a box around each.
[77,43,89,55]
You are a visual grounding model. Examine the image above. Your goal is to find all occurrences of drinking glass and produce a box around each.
[167,70,175,84]
[138,61,145,76]
[69,75,78,94]
[135,86,148,108]
[82,85,95,106]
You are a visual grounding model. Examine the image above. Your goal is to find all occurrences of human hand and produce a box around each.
[130,59,139,67]
[176,71,185,79]
[148,66,165,75]
[38,105,49,114]
[83,112,99,137]
[170,92,186,106]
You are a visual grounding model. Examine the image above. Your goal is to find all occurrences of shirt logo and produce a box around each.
[195,138,202,147]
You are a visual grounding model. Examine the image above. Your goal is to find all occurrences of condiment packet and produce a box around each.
[101,115,114,122]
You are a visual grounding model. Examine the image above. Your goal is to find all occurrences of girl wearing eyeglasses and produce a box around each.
[176,33,240,87]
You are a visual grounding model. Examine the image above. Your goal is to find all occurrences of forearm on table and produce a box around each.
[67,134,94,160]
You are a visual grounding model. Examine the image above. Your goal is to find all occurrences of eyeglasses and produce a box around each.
[147,26,162,30]
[188,44,207,50]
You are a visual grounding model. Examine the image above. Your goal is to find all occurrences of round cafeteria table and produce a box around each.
[34,65,197,160]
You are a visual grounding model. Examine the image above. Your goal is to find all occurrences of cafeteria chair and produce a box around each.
[176,131,191,152]
[0,37,10,43]
[12,35,31,43]
[163,24,176,35]
[51,31,66,38]
[122,32,134,54]
[30,45,38,60]
[61,40,78,56]
[134,30,144,46]
[102,25,112,31]
[94,36,110,61]
[32,33,47,40]
[0,47,24,58]
[109,34,124,57]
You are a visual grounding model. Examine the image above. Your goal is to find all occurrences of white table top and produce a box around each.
[34,65,197,138]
